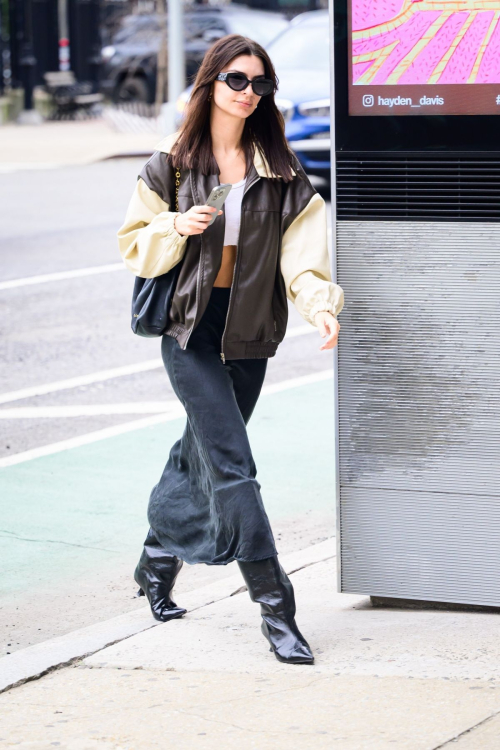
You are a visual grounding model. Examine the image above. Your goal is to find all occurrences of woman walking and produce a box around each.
[117,34,344,665]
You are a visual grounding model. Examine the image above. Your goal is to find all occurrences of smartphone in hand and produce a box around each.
[205,183,232,226]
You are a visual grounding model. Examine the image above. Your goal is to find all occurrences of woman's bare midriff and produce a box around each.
[213,244,237,287]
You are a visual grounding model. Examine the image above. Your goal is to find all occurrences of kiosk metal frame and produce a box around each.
[331,0,500,606]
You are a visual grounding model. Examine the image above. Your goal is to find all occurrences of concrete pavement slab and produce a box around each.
[85,558,500,681]
[0,540,334,693]
[0,663,499,748]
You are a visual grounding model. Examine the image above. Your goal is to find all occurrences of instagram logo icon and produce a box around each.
[363,94,374,107]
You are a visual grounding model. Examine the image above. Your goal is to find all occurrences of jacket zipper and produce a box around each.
[182,169,207,351]
[219,241,238,365]
[220,174,260,363]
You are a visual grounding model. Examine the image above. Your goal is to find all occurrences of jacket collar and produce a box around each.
[154,131,295,179]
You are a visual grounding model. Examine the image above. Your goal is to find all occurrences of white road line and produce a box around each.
[0,367,331,419]
[0,263,125,291]
[0,326,315,405]
[1,226,330,290]
[0,403,184,419]
[1,227,331,290]
[0,163,61,173]
[0,413,181,468]
[0,369,332,468]
[0,359,163,405]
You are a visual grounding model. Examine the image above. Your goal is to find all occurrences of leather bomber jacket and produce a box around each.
[117,131,344,361]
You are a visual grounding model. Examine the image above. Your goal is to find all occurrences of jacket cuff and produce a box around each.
[309,301,337,322]
[163,210,187,241]
[172,212,185,240]
[299,282,344,326]
[146,211,189,277]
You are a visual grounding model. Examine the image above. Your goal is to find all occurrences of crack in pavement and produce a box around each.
[431,709,500,749]
[0,530,119,554]
[173,680,329,737]
[178,675,329,715]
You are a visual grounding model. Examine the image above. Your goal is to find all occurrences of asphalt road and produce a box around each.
[0,158,337,655]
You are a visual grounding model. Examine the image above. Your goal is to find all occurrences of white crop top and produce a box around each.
[223,176,246,246]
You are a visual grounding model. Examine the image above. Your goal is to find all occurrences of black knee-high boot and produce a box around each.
[134,528,187,622]
[237,556,314,664]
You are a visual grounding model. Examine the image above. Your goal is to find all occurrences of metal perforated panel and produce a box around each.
[336,154,500,221]
[336,220,500,605]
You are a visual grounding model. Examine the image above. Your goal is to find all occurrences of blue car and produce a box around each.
[267,10,331,187]
[175,10,330,187]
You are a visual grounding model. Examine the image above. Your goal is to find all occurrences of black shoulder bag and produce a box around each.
[131,165,184,337]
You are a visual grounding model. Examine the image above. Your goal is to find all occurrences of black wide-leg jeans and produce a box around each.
[146,286,278,565]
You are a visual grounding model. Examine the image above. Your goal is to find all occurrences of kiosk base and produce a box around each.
[370,596,500,613]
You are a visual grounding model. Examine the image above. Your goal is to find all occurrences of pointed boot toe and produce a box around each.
[261,619,315,664]
[134,530,186,623]
[152,599,187,622]
[281,642,315,665]
[272,646,314,665]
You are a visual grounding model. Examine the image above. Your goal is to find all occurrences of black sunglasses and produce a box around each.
[216,71,274,97]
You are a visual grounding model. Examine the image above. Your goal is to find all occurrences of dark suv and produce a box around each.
[100,5,288,104]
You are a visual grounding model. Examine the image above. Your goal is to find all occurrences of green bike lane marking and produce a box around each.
[0,378,335,596]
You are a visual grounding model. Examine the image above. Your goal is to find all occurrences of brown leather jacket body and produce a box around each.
[118,132,344,361]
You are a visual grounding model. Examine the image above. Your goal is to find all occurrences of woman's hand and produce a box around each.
[315,311,340,350]
[174,205,223,236]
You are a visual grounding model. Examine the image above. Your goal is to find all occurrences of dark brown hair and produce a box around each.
[167,34,297,182]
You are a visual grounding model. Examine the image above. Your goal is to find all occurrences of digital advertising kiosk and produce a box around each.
[330,0,500,607]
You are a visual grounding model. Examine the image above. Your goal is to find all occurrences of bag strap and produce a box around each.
[174,167,181,212]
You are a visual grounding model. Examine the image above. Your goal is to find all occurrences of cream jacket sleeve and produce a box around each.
[117,173,188,278]
[280,165,344,327]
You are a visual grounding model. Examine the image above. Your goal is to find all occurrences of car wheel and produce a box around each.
[114,75,151,104]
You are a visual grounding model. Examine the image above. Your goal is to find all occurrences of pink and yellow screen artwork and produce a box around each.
[349,0,500,114]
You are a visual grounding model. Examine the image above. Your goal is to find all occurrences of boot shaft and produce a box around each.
[237,555,297,621]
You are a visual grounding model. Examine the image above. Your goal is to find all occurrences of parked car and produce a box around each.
[175,10,331,187]
[100,5,288,104]
[266,10,330,186]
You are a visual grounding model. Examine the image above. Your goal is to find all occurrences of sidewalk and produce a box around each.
[0,117,159,170]
[1,539,499,749]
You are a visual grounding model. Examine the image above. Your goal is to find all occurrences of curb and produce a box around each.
[0,538,335,694]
